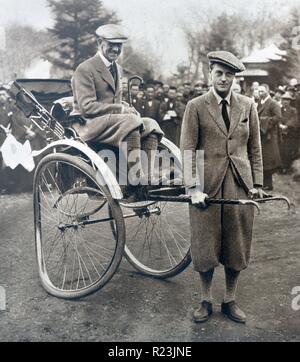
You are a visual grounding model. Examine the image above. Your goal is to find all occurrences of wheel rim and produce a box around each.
[123,201,191,275]
[34,159,122,295]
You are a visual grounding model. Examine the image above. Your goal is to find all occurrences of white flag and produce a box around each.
[0,134,35,172]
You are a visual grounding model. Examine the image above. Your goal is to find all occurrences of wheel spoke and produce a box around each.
[34,155,124,298]
[124,201,191,275]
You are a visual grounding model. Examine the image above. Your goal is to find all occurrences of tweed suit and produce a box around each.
[180,89,263,272]
[71,54,163,147]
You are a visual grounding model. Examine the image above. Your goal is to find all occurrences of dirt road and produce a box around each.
[0,174,299,342]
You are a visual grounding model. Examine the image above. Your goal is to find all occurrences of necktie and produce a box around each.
[109,63,116,84]
[221,99,230,131]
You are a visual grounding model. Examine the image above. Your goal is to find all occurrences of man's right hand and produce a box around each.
[187,188,209,208]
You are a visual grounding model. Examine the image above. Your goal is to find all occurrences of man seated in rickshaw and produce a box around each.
[70,24,164,194]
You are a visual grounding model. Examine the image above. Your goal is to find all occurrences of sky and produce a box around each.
[0,0,299,76]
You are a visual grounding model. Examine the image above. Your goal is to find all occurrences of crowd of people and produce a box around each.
[0,85,43,193]
[1,76,300,192]
[122,81,207,146]
[247,80,300,190]
[122,78,300,191]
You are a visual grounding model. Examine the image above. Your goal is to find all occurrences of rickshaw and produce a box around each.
[7,79,290,300]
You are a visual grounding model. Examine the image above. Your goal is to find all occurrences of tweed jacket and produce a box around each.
[70,53,163,146]
[180,89,263,197]
[72,53,123,118]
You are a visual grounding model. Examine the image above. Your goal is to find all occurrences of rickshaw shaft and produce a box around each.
[57,207,161,230]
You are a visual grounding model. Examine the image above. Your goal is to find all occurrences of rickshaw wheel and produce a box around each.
[118,139,191,278]
[33,153,125,299]
[121,200,192,278]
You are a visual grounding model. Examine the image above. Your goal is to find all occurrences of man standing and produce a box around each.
[257,84,282,190]
[127,83,143,114]
[181,51,265,324]
[273,87,285,106]
[192,82,205,98]
[162,84,170,103]
[279,92,299,173]
[71,24,163,188]
[159,86,185,146]
[182,82,193,104]
[140,84,161,122]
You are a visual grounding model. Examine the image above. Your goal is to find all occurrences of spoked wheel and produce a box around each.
[120,139,191,278]
[33,153,125,299]
[121,199,192,278]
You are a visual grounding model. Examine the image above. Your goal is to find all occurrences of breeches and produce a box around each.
[189,166,254,272]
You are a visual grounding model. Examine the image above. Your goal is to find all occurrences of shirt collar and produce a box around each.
[98,51,112,68]
[260,94,271,104]
[212,87,232,105]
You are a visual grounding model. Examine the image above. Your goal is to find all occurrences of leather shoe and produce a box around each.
[221,301,246,324]
[193,301,213,323]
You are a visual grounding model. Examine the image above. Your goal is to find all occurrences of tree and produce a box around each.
[279,7,300,83]
[45,0,119,75]
[121,43,160,82]
[181,13,246,83]
[180,5,287,84]
[0,24,53,82]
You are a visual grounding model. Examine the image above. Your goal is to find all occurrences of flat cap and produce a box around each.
[95,24,129,43]
[281,92,294,100]
[207,51,245,73]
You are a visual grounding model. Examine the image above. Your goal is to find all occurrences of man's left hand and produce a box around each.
[248,187,270,199]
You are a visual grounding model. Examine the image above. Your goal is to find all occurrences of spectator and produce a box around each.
[162,84,170,102]
[182,82,193,104]
[273,87,285,107]
[279,92,299,173]
[193,82,205,98]
[257,84,282,190]
[128,84,143,114]
[159,86,185,146]
[248,81,260,103]
[176,91,185,104]
[140,84,161,121]
[155,86,164,102]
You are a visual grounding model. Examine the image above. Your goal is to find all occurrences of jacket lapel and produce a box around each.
[228,92,243,136]
[257,97,271,115]
[92,54,116,93]
[205,89,228,135]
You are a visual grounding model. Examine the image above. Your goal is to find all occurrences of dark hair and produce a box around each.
[145,84,155,90]
[169,86,177,91]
